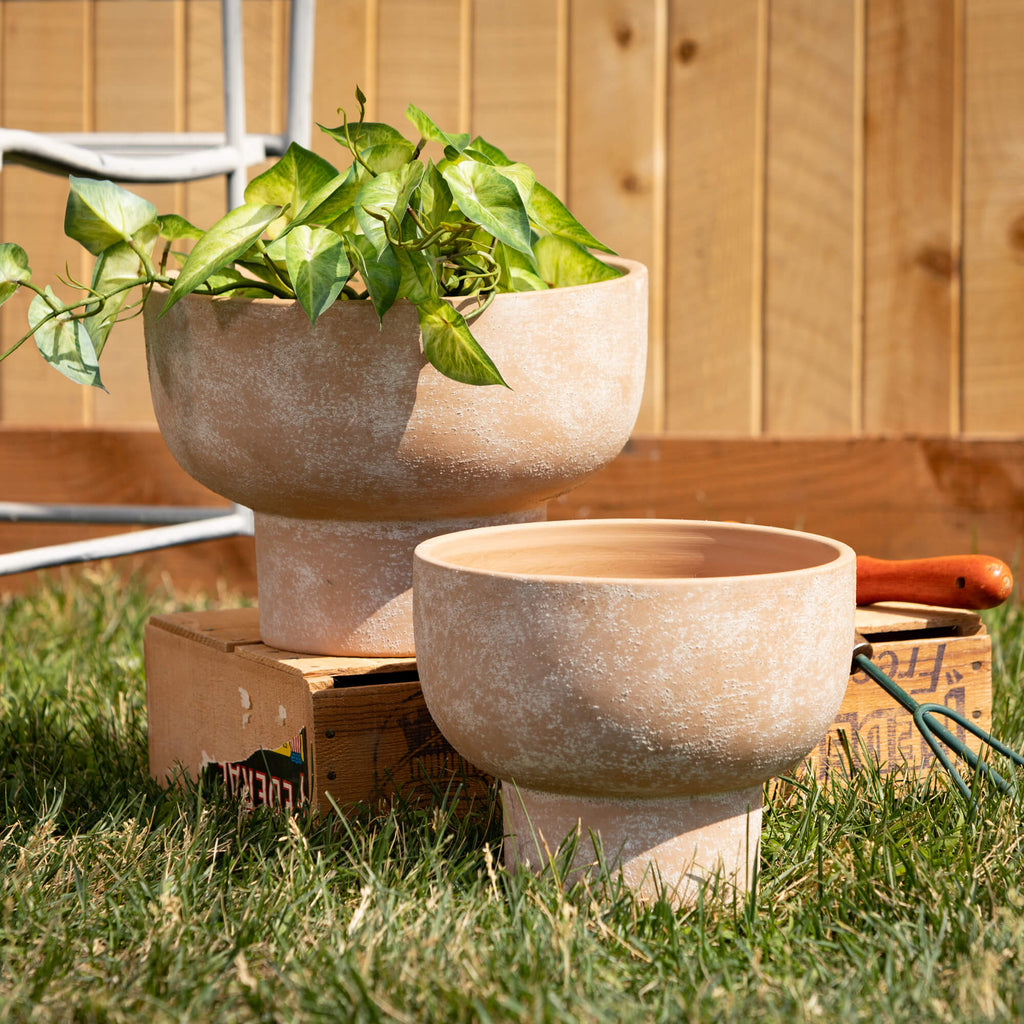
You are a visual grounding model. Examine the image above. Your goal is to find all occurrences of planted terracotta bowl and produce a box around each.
[413,518,857,904]
[144,260,647,656]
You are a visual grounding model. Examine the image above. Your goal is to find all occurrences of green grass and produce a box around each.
[1,569,1022,1023]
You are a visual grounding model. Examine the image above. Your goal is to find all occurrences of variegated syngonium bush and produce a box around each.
[0,90,621,390]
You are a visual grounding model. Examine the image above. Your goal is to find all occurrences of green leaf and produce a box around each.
[529,182,616,254]
[0,242,31,306]
[419,161,453,227]
[285,225,351,322]
[493,242,547,293]
[492,162,536,209]
[245,143,340,234]
[319,121,414,157]
[405,104,470,153]
[83,223,159,352]
[29,288,104,389]
[393,247,438,305]
[360,142,419,176]
[64,177,158,256]
[533,234,623,289]
[466,136,513,167]
[417,297,507,387]
[442,162,532,255]
[160,203,283,315]
[157,214,203,242]
[290,170,363,228]
[347,233,400,322]
[355,162,425,255]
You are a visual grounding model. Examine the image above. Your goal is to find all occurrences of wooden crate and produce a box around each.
[144,607,490,813]
[808,602,992,781]
[144,602,992,811]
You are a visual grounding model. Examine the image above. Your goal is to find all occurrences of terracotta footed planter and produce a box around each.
[413,519,856,905]
[144,260,647,655]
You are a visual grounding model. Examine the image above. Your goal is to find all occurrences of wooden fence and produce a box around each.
[0,0,1022,590]
[2,0,1022,437]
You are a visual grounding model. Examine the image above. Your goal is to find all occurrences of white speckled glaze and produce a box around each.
[143,261,647,655]
[413,519,857,904]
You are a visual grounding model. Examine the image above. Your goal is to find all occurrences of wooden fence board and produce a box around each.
[0,429,1020,598]
[963,0,1024,435]
[665,0,763,436]
[567,0,665,434]
[310,0,368,162]
[90,0,180,427]
[0,1,89,427]
[763,0,859,436]
[471,0,561,188]
[863,0,960,435]
[550,436,1024,565]
[182,0,230,229]
[1,0,1023,442]
[376,0,463,131]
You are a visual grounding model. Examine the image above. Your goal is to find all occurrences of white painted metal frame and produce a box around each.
[0,0,315,577]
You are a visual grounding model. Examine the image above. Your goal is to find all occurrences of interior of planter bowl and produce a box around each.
[416,518,846,581]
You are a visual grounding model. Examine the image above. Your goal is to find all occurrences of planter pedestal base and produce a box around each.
[254,509,545,657]
[501,783,763,906]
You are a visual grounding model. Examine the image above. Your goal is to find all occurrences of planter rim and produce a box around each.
[414,517,856,586]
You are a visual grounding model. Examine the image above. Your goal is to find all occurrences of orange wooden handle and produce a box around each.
[856,554,1014,609]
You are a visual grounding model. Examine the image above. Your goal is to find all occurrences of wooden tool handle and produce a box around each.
[856,554,1014,609]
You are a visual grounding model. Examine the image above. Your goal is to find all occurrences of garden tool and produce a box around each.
[851,635,1023,801]
[855,553,1014,610]
[851,552,1022,802]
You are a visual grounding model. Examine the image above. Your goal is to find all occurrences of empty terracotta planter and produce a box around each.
[413,519,857,904]
[144,260,647,656]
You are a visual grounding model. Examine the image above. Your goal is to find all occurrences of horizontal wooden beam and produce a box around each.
[0,429,1020,596]
[550,436,1024,565]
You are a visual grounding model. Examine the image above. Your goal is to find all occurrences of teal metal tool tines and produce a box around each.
[852,634,1024,802]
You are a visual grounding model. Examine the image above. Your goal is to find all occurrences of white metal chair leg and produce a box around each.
[0,506,254,577]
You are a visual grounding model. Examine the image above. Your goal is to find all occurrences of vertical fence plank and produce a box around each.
[566,0,666,433]
[243,0,286,138]
[0,0,90,426]
[2,0,1023,440]
[310,0,368,162]
[863,0,960,435]
[376,0,463,129]
[470,0,560,187]
[665,0,764,436]
[182,0,228,230]
[963,0,1024,435]
[89,0,181,426]
[763,0,860,436]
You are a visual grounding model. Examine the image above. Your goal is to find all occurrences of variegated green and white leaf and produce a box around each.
[29,287,103,388]
[285,225,351,322]
[64,177,158,256]
[417,297,507,387]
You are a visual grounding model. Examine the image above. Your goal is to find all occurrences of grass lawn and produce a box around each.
[1,569,1022,1023]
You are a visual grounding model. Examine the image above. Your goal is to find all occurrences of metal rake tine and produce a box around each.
[917,703,1024,797]
[852,640,1024,803]
[915,705,1014,799]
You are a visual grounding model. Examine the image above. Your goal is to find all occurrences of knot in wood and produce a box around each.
[676,37,699,64]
